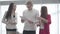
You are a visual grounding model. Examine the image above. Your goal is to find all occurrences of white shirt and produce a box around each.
[23,9,39,31]
[2,12,17,29]
[40,22,44,29]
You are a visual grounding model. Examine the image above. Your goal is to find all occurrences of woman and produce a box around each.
[38,6,51,34]
[2,3,17,34]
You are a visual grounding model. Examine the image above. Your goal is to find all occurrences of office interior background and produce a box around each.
[0,0,60,34]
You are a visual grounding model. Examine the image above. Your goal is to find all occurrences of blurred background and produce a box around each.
[0,0,60,34]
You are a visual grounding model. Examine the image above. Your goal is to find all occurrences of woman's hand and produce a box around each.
[37,17,48,23]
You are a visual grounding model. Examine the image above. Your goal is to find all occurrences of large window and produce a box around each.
[59,4,60,34]
[0,4,60,34]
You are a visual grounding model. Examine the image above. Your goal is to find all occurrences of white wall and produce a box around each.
[0,0,59,3]
[59,4,60,34]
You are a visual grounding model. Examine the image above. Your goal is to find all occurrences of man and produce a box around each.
[21,1,39,34]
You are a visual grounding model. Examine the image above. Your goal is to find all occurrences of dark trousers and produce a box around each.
[6,29,17,34]
[23,30,36,34]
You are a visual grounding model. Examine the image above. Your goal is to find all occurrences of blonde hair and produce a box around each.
[25,0,33,5]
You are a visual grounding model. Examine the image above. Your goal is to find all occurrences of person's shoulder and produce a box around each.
[23,9,27,11]
[4,11,8,15]
[3,11,7,18]
[33,9,39,13]
[33,9,39,12]
[23,9,28,13]
[48,14,51,16]
[23,9,28,12]
[47,14,51,17]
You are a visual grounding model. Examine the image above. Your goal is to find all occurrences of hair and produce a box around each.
[41,6,48,19]
[5,3,14,19]
[26,1,33,6]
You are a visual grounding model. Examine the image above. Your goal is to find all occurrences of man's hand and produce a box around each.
[27,19,33,24]
[10,22,17,25]
[37,21,41,26]
[20,16,25,23]
[21,19,25,23]
[37,23,40,26]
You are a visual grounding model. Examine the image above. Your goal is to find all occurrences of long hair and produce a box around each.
[41,6,48,19]
[5,3,14,19]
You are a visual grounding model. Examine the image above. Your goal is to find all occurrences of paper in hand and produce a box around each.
[20,16,30,21]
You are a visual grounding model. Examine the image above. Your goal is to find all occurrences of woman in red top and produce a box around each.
[38,6,51,34]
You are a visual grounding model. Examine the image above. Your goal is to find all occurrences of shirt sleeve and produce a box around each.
[33,10,39,23]
[2,12,8,24]
[23,11,26,18]
[47,15,51,24]
[22,11,26,20]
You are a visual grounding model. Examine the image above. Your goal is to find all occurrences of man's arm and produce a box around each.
[20,11,26,23]
[28,10,39,24]
[20,16,33,23]
[20,16,25,23]
[47,15,51,24]
[37,17,48,23]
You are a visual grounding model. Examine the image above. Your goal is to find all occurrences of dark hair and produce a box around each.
[5,3,14,19]
[41,6,48,19]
